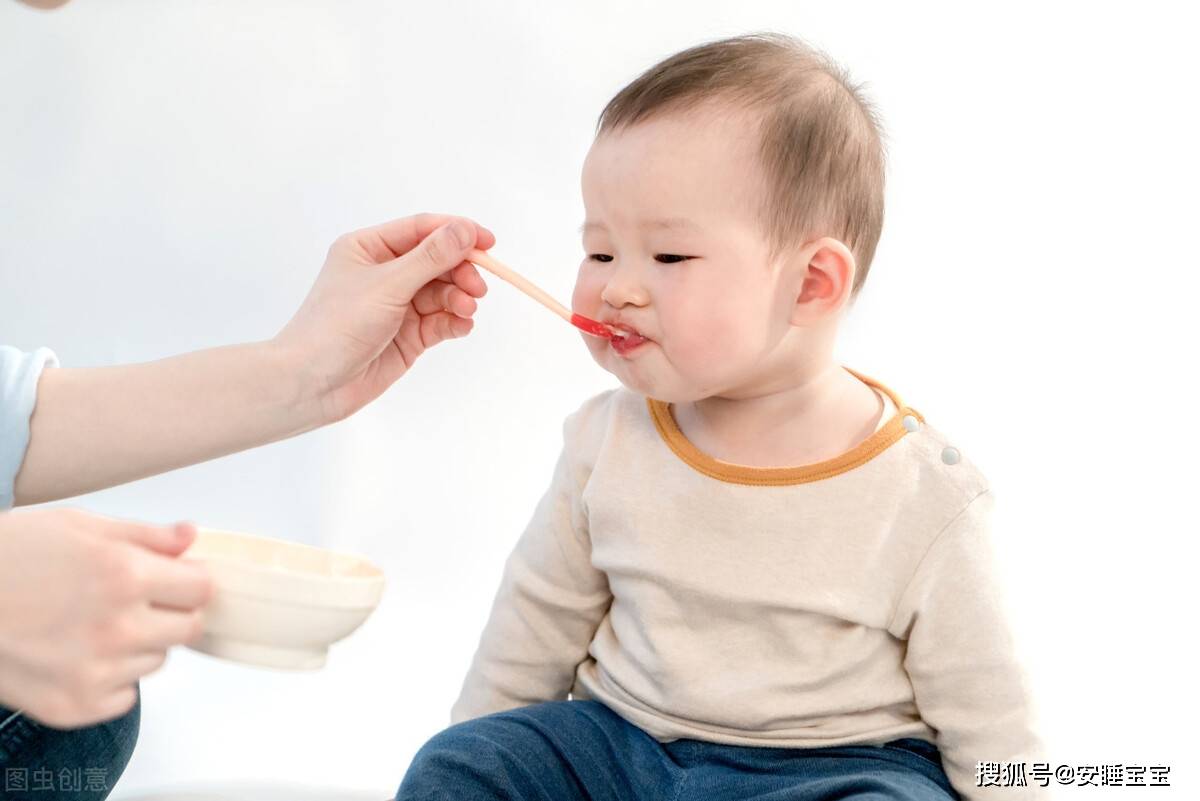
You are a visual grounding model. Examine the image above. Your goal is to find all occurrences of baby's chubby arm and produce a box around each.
[888,489,1049,800]
[451,400,613,723]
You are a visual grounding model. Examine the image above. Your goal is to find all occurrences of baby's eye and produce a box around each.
[586,254,692,264]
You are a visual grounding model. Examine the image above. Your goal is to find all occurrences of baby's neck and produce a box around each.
[672,364,885,468]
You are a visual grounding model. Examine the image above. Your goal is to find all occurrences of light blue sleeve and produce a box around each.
[1,345,59,510]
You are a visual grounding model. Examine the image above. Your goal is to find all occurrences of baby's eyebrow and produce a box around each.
[579,218,700,235]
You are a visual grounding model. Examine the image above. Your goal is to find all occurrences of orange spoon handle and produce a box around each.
[466,249,572,324]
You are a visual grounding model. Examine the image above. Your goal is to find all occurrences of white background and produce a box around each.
[2,1,1197,797]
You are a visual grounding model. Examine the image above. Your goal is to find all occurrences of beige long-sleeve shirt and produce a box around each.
[453,366,1046,799]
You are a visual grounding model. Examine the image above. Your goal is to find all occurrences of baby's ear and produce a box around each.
[788,237,856,324]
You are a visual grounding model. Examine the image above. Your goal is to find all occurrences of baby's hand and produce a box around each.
[273,213,493,424]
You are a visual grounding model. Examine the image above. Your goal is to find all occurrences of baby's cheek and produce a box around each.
[583,333,609,364]
[671,308,755,375]
[667,322,733,371]
[571,270,602,314]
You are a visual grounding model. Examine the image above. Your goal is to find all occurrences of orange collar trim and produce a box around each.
[646,366,925,486]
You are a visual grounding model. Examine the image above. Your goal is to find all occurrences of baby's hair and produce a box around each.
[596,32,887,298]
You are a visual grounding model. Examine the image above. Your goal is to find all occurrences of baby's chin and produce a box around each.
[594,354,707,403]
[588,345,656,396]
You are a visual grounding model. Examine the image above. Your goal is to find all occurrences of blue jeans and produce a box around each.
[397,699,960,800]
[0,686,140,800]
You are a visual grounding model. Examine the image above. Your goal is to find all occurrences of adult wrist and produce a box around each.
[257,338,333,435]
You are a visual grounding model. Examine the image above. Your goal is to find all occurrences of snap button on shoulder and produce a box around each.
[941,446,960,465]
[902,414,920,432]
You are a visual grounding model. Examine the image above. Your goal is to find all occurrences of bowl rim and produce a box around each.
[185,526,385,586]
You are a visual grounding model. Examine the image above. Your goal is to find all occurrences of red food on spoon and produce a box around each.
[569,313,615,339]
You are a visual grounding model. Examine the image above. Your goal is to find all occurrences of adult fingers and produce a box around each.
[449,261,488,298]
[417,311,474,347]
[119,605,204,654]
[412,280,478,318]
[362,213,495,261]
[102,518,195,558]
[389,221,482,302]
[132,550,214,610]
[422,262,488,300]
[128,606,206,652]
[108,651,169,688]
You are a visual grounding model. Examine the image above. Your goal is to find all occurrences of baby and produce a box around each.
[397,32,1044,801]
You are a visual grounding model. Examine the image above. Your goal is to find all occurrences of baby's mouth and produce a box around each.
[608,323,649,355]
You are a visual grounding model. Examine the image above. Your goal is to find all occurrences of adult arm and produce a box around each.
[11,214,493,505]
[0,346,57,508]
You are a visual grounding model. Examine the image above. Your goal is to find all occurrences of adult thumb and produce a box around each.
[112,521,198,558]
[391,220,474,301]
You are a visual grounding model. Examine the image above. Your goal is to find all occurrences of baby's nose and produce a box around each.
[601,266,650,308]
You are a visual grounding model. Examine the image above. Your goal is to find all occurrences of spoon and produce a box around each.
[465,249,614,339]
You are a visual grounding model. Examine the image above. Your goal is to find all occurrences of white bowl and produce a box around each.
[181,528,385,670]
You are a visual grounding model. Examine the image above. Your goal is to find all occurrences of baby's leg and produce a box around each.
[665,736,960,801]
[395,699,681,801]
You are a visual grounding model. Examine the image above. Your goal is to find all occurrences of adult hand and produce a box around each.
[274,213,494,424]
[0,509,213,728]
[12,212,495,506]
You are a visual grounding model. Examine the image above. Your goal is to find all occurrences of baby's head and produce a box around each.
[573,33,886,402]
